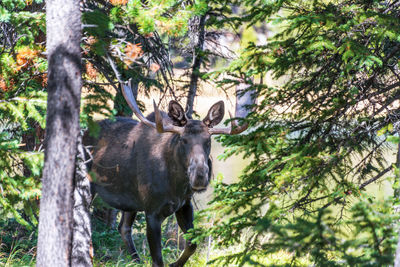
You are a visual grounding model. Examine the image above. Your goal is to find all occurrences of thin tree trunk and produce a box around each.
[185,14,206,119]
[36,0,81,265]
[71,133,93,266]
[394,142,400,266]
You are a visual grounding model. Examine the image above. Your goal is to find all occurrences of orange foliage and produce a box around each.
[144,32,154,38]
[0,77,14,92]
[124,43,143,65]
[34,73,47,87]
[274,47,284,56]
[109,0,128,5]
[150,63,160,73]
[83,36,97,55]
[85,62,98,79]
[41,73,48,87]
[16,47,39,71]
[86,36,97,45]
[0,78,7,92]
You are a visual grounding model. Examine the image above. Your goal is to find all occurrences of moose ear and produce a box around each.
[203,101,224,128]
[168,100,187,126]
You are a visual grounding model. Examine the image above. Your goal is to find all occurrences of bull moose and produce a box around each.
[85,82,253,267]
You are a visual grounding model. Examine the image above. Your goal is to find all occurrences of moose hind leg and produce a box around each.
[118,211,140,262]
[170,202,197,267]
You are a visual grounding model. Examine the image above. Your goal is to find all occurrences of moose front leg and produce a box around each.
[146,214,164,267]
[170,202,197,267]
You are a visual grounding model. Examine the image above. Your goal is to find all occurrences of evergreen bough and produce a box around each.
[193,0,400,265]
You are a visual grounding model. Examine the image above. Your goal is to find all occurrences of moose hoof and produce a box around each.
[130,254,141,264]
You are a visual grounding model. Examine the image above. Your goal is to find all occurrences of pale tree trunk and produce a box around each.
[36,0,82,266]
[71,133,93,266]
[185,14,206,119]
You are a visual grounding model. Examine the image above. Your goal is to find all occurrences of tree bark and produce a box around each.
[71,133,93,267]
[185,14,206,119]
[36,0,81,266]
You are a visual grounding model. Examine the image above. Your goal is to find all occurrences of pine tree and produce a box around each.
[0,0,46,227]
[36,0,82,265]
[193,0,400,265]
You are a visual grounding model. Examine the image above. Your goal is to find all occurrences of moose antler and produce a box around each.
[121,83,184,135]
[208,81,255,135]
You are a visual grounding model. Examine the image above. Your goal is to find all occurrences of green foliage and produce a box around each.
[194,0,400,265]
[0,0,207,228]
[260,198,398,267]
[123,0,207,36]
[79,0,209,120]
[2,0,400,265]
[0,0,46,228]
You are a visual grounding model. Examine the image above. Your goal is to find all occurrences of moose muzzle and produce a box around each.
[188,148,210,192]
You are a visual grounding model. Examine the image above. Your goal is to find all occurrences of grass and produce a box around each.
[0,219,37,267]
[0,214,311,267]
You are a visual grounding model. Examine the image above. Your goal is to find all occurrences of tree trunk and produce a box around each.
[185,14,206,119]
[394,142,400,267]
[36,0,81,266]
[71,133,93,266]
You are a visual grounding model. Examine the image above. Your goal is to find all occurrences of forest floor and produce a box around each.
[0,215,311,267]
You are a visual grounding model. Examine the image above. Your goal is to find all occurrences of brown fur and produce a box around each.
[85,100,225,267]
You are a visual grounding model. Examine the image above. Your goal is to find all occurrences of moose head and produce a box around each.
[121,84,250,193]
